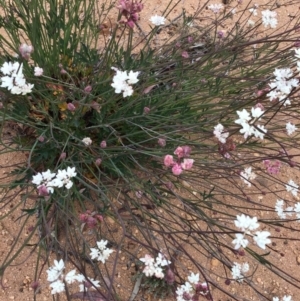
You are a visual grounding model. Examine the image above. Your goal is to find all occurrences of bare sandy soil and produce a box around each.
[0,1,300,301]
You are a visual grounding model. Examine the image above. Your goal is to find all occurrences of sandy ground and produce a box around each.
[0,0,300,301]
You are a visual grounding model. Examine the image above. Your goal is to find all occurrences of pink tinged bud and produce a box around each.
[91,101,101,112]
[67,102,76,111]
[165,181,174,190]
[181,51,189,58]
[100,140,107,148]
[172,163,183,176]
[79,213,88,223]
[164,154,174,167]
[294,41,300,47]
[127,19,135,28]
[59,152,66,160]
[38,185,49,196]
[31,281,40,291]
[19,43,34,60]
[181,158,194,170]
[86,216,97,229]
[158,138,166,147]
[60,69,67,74]
[0,102,3,109]
[187,36,193,43]
[174,145,191,158]
[256,90,264,97]
[38,136,45,142]
[144,107,150,114]
[135,190,143,198]
[217,30,225,38]
[95,214,103,222]
[84,85,92,94]
[254,102,265,111]
[95,158,102,166]
[164,267,175,284]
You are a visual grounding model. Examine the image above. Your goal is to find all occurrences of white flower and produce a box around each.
[240,167,256,187]
[208,3,224,14]
[155,252,171,267]
[127,70,140,84]
[231,262,249,282]
[65,270,78,284]
[90,240,113,263]
[286,179,298,197]
[140,254,155,266]
[261,10,277,28]
[82,137,92,146]
[251,107,264,119]
[253,231,271,249]
[282,296,293,301]
[234,214,259,232]
[154,266,164,279]
[232,233,249,249]
[213,123,229,143]
[241,263,249,273]
[42,169,56,181]
[34,66,43,76]
[235,109,251,125]
[50,280,65,294]
[295,48,300,59]
[46,259,65,282]
[66,166,77,178]
[79,277,100,292]
[149,15,166,26]
[188,272,199,284]
[275,199,286,219]
[286,122,297,136]
[253,124,267,140]
[248,19,255,27]
[32,173,43,185]
[65,180,73,189]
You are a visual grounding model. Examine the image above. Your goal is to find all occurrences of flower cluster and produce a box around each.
[79,210,103,229]
[261,9,278,28]
[111,67,139,97]
[286,179,299,197]
[163,146,194,176]
[275,199,294,219]
[267,67,298,106]
[139,253,171,279]
[150,15,166,26]
[231,262,249,282]
[273,296,293,301]
[176,272,210,301]
[213,123,229,144]
[117,0,143,28]
[235,105,267,140]
[263,160,281,175]
[19,43,34,60]
[46,259,100,294]
[90,240,114,263]
[286,122,297,136]
[207,3,223,14]
[232,214,271,250]
[0,61,34,95]
[240,167,256,187]
[32,167,76,195]
[82,137,92,146]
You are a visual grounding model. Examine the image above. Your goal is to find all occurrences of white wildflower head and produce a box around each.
[208,3,224,14]
[240,167,256,187]
[213,123,229,144]
[286,179,299,197]
[231,262,249,282]
[261,9,277,28]
[149,15,166,26]
[286,122,297,136]
[90,239,114,264]
[82,137,92,146]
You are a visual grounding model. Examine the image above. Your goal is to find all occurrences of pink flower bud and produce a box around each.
[95,158,102,166]
[38,136,45,142]
[144,107,150,114]
[187,36,193,43]
[19,43,34,60]
[164,267,175,284]
[59,152,66,160]
[60,69,67,74]
[38,185,49,196]
[67,102,76,111]
[181,51,189,58]
[158,138,166,147]
[84,85,92,94]
[100,140,107,148]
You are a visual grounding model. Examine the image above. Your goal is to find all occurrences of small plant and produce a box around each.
[0,0,300,300]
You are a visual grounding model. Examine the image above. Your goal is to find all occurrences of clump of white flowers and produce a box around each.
[273,296,293,301]
[0,61,34,95]
[286,179,299,197]
[149,15,166,26]
[207,3,224,14]
[82,137,92,146]
[32,167,77,195]
[111,67,139,97]
[139,252,171,279]
[176,272,209,301]
[46,259,100,294]
[231,262,249,282]
[261,9,278,28]
[232,214,271,250]
[235,105,267,140]
[240,166,256,187]
[89,239,114,263]
[213,123,229,144]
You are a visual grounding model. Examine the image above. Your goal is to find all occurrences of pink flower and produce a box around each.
[67,102,76,111]
[174,146,191,158]
[181,158,194,170]
[172,163,183,176]
[164,155,174,167]
[84,85,92,94]
[38,185,49,196]
[117,0,143,28]
[158,138,166,147]
[95,158,102,166]
[263,160,281,175]
[144,107,150,114]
